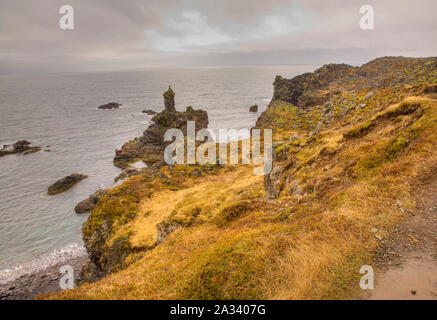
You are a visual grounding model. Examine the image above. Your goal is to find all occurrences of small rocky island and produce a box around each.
[0,140,42,157]
[249,104,258,112]
[47,174,88,195]
[98,102,122,110]
[114,86,209,168]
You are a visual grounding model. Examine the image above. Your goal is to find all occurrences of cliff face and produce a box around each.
[270,57,437,109]
[45,57,437,299]
[256,56,437,129]
[82,88,209,282]
[271,63,355,108]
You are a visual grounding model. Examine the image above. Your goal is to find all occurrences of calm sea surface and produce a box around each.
[0,65,317,281]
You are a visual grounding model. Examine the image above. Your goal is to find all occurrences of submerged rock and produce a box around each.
[47,174,88,195]
[0,140,42,157]
[74,189,106,213]
[249,104,258,112]
[98,102,122,110]
[142,109,157,115]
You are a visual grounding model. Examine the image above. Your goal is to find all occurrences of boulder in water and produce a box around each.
[98,102,122,110]
[74,189,106,213]
[48,174,88,195]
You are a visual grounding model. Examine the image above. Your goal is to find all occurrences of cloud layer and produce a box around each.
[0,0,436,74]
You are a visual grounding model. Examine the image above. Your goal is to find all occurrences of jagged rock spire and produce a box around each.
[163,86,176,113]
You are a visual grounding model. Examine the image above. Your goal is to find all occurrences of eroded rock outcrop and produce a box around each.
[255,57,437,129]
[264,165,284,199]
[163,86,176,112]
[272,64,355,108]
[156,218,184,244]
[114,88,208,168]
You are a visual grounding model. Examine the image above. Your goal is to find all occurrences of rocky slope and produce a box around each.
[44,56,437,299]
[79,87,211,282]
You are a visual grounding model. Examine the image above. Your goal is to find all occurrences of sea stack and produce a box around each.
[114,86,208,168]
[163,86,176,112]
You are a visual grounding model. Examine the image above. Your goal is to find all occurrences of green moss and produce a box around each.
[343,120,374,139]
[356,136,410,176]
[163,85,175,98]
[376,101,421,120]
[386,137,409,160]
[325,250,371,299]
[212,201,253,228]
[83,176,155,238]
[179,230,275,299]
[277,208,293,221]
[275,142,291,153]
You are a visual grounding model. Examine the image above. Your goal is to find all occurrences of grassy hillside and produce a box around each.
[42,57,437,300]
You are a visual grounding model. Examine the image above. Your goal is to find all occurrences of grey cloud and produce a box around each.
[0,0,435,74]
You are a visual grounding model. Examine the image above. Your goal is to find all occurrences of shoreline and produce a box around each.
[0,253,88,300]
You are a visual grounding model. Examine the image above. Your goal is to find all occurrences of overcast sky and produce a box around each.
[0,0,436,74]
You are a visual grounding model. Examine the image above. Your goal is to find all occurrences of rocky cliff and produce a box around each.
[257,57,437,129]
[82,87,210,282]
[45,57,437,299]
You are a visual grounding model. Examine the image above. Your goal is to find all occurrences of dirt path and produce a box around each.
[366,177,437,299]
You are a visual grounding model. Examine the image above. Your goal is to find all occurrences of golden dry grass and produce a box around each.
[42,92,437,300]
[114,166,262,248]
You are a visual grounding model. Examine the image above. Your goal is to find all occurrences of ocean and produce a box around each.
[0,65,317,283]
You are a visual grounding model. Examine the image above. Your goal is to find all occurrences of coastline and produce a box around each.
[0,246,88,300]
[41,57,437,300]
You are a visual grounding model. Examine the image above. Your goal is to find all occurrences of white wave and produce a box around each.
[0,243,87,285]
